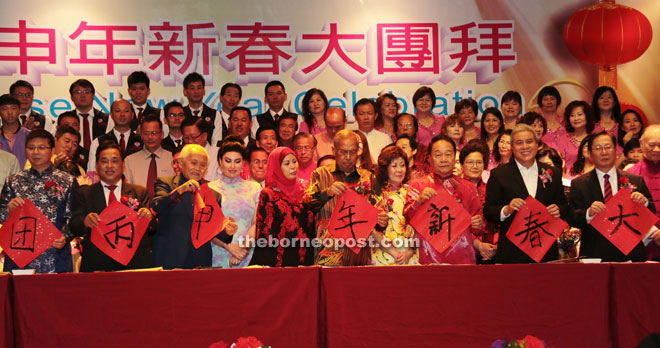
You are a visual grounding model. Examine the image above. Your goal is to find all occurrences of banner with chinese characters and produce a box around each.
[0,0,656,123]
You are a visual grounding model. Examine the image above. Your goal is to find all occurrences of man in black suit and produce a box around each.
[151,144,236,269]
[87,99,143,172]
[254,80,298,137]
[127,71,160,131]
[182,72,220,144]
[484,124,568,263]
[161,101,185,154]
[70,141,155,272]
[56,111,90,169]
[210,82,241,146]
[64,79,109,151]
[9,80,54,132]
[569,131,656,261]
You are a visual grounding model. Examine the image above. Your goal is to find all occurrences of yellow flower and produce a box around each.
[385,231,398,241]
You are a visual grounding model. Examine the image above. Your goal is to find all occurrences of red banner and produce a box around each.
[0,199,63,269]
[506,196,567,263]
[191,184,229,249]
[590,189,658,256]
[327,189,379,254]
[91,200,149,266]
[409,189,471,255]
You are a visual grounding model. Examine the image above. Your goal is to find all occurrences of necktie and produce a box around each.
[105,185,118,204]
[147,153,157,197]
[603,174,613,202]
[20,115,27,126]
[119,134,126,154]
[175,139,182,148]
[193,110,200,117]
[82,113,91,149]
[274,113,280,122]
[137,107,144,125]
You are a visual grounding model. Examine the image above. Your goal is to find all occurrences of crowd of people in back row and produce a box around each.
[0,70,659,273]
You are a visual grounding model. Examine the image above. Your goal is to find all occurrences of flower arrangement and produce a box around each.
[45,180,66,198]
[618,176,637,191]
[209,336,270,348]
[490,335,548,348]
[558,227,581,259]
[539,168,553,188]
[119,195,140,210]
[348,180,371,194]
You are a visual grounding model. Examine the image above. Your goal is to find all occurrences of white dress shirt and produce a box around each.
[124,147,175,188]
[100,180,123,205]
[500,160,539,221]
[359,128,392,163]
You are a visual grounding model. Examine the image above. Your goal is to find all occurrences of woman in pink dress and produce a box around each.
[592,86,621,137]
[537,86,566,149]
[375,93,399,142]
[299,88,328,135]
[413,86,445,147]
[556,101,595,179]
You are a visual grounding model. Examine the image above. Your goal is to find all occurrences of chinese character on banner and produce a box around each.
[0,199,63,269]
[146,21,219,87]
[220,22,294,85]
[409,190,471,255]
[0,20,67,85]
[327,189,379,254]
[67,21,143,86]
[506,196,567,263]
[191,184,230,249]
[367,23,439,85]
[91,200,149,266]
[440,21,516,84]
[590,189,658,256]
[292,23,367,85]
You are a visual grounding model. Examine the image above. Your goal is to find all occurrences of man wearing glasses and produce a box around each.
[125,115,175,198]
[9,80,55,133]
[64,79,109,151]
[161,101,186,154]
[181,116,219,181]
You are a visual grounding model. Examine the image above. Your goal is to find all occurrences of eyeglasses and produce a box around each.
[26,145,51,151]
[295,145,313,152]
[398,122,414,128]
[182,133,202,141]
[464,160,484,167]
[592,145,614,153]
[13,92,32,98]
[72,90,93,95]
[167,113,185,118]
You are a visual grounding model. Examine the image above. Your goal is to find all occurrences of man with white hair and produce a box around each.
[628,125,660,259]
[151,144,237,269]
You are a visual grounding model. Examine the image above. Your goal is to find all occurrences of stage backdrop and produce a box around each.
[0,0,657,123]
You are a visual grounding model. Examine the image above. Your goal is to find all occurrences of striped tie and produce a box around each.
[603,174,613,202]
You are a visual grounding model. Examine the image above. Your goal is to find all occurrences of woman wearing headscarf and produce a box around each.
[250,147,316,267]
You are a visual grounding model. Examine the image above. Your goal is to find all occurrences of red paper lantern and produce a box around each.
[562,1,652,68]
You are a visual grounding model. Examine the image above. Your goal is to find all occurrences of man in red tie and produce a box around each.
[9,80,55,132]
[86,100,142,172]
[182,72,221,145]
[126,71,161,132]
[569,131,658,261]
[124,115,175,198]
[62,79,109,151]
[254,81,300,137]
[70,141,155,272]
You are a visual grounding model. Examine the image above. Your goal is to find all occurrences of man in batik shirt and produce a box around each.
[0,130,76,273]
[304,129,388,266]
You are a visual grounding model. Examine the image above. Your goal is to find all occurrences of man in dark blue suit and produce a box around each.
[569,131,657,261]
[127,71,161,131]
[151,144,236,269]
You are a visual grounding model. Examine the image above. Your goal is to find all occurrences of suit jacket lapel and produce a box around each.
[508,161,530,197]
[92,183,108,213]
[589,170,605,202]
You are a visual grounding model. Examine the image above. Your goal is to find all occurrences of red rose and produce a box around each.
[235,336,263,348]
[120,195,130,204]
[387,198,394,206]
[546,168,553,176]
[618,177,629,185]
[45,180,55,190]
[208,341,228,348]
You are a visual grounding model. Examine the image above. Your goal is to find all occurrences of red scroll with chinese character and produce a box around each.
[191,184,229,249]
[91,200,150,266]
[327,189,379,254]
[590,189,658,256]
[506,196,567,263]
[409,189,471,255]
[0,199,63,269]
